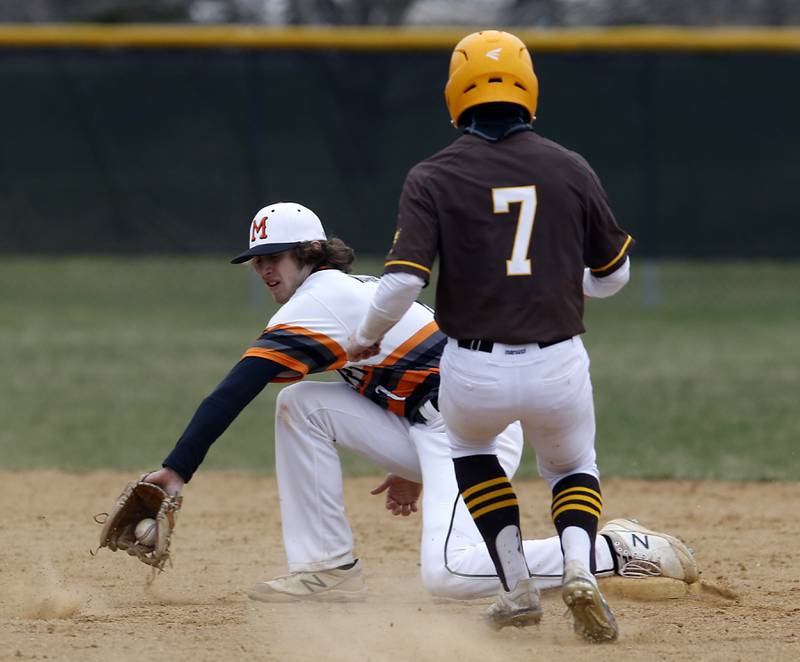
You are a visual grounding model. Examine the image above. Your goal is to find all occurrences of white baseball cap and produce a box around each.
[230,202,327,264]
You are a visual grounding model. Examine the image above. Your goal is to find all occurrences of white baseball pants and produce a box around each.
[439,336,599,488]
[273,380,612,599]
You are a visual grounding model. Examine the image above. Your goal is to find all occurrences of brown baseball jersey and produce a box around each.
[383,130,633,345]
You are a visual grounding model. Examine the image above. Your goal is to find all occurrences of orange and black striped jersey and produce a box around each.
[243,270,444,422]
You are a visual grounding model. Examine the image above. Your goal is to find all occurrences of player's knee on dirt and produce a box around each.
[420,557,491,600]
[420,561,453,597]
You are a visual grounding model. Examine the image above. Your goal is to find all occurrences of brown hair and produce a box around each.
[290,237,355,273]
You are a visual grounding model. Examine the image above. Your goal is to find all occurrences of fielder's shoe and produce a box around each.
[486,577,543,630]
[247,559,367,602]
[562,560,618,643]
[600,518,699,583]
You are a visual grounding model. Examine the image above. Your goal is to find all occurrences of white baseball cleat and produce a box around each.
[600,518,699,583]
[562,560,619,643]
[248,559,367,602]
[486,576,543,630]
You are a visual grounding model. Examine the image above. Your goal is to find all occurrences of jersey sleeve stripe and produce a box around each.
[242,348,310,377]
[384,259,432,275]
[259,323,347,369]
[590,234,633,273]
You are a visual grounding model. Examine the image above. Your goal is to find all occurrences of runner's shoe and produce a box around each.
[600,518,699,583]
[562,560,618,642]
[248,559,367,602]
[486,577,543,630]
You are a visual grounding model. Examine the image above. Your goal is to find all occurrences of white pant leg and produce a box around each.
[515,337,599,486]
[274,381,420,572]
[438,341,513,454]
[441,337,598,485]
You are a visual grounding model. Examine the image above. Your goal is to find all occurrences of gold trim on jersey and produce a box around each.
[384,259,432,275]
[590,235,633,273]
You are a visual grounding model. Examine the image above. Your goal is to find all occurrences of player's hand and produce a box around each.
[370,473,422,516]
[143,467,185,497]
[346,333,382,362]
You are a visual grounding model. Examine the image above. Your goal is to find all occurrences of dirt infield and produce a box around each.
[1,472,798,661]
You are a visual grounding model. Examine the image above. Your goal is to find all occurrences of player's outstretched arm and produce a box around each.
[161,356,286,483]
[97,358,284,569]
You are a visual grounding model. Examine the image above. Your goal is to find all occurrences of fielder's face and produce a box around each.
[252,251,313,304]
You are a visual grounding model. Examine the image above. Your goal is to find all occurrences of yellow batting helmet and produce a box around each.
[444,30,539,128]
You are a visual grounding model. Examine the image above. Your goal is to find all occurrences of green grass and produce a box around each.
[1,257,798,480]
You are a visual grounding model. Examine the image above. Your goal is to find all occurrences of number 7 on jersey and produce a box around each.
[493,185,538,276]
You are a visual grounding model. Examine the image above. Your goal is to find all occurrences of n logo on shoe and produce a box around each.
[631,533,650,549]
[301,575,328,593]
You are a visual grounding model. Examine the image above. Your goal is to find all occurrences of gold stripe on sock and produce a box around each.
[461,476,509,500]
[551,502,602,521]
[465,487,515,511]
[471,498,519,520]
[551,492,603,513]
[552,485,602,502]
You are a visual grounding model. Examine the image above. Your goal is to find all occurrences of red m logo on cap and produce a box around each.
[251,216,268,242]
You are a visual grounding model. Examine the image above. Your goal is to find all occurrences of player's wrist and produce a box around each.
[354,327,378,347]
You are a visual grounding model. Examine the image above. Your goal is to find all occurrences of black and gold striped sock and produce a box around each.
[551,473,602,573]
[453,454,526,591]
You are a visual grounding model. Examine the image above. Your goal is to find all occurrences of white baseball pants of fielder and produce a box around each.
[273,380,613,599]
[439,336,599,487]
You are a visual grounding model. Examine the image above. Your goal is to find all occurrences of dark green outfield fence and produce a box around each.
[1,26,799,257]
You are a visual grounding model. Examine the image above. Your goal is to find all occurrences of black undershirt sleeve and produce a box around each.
[162,356,285,483]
